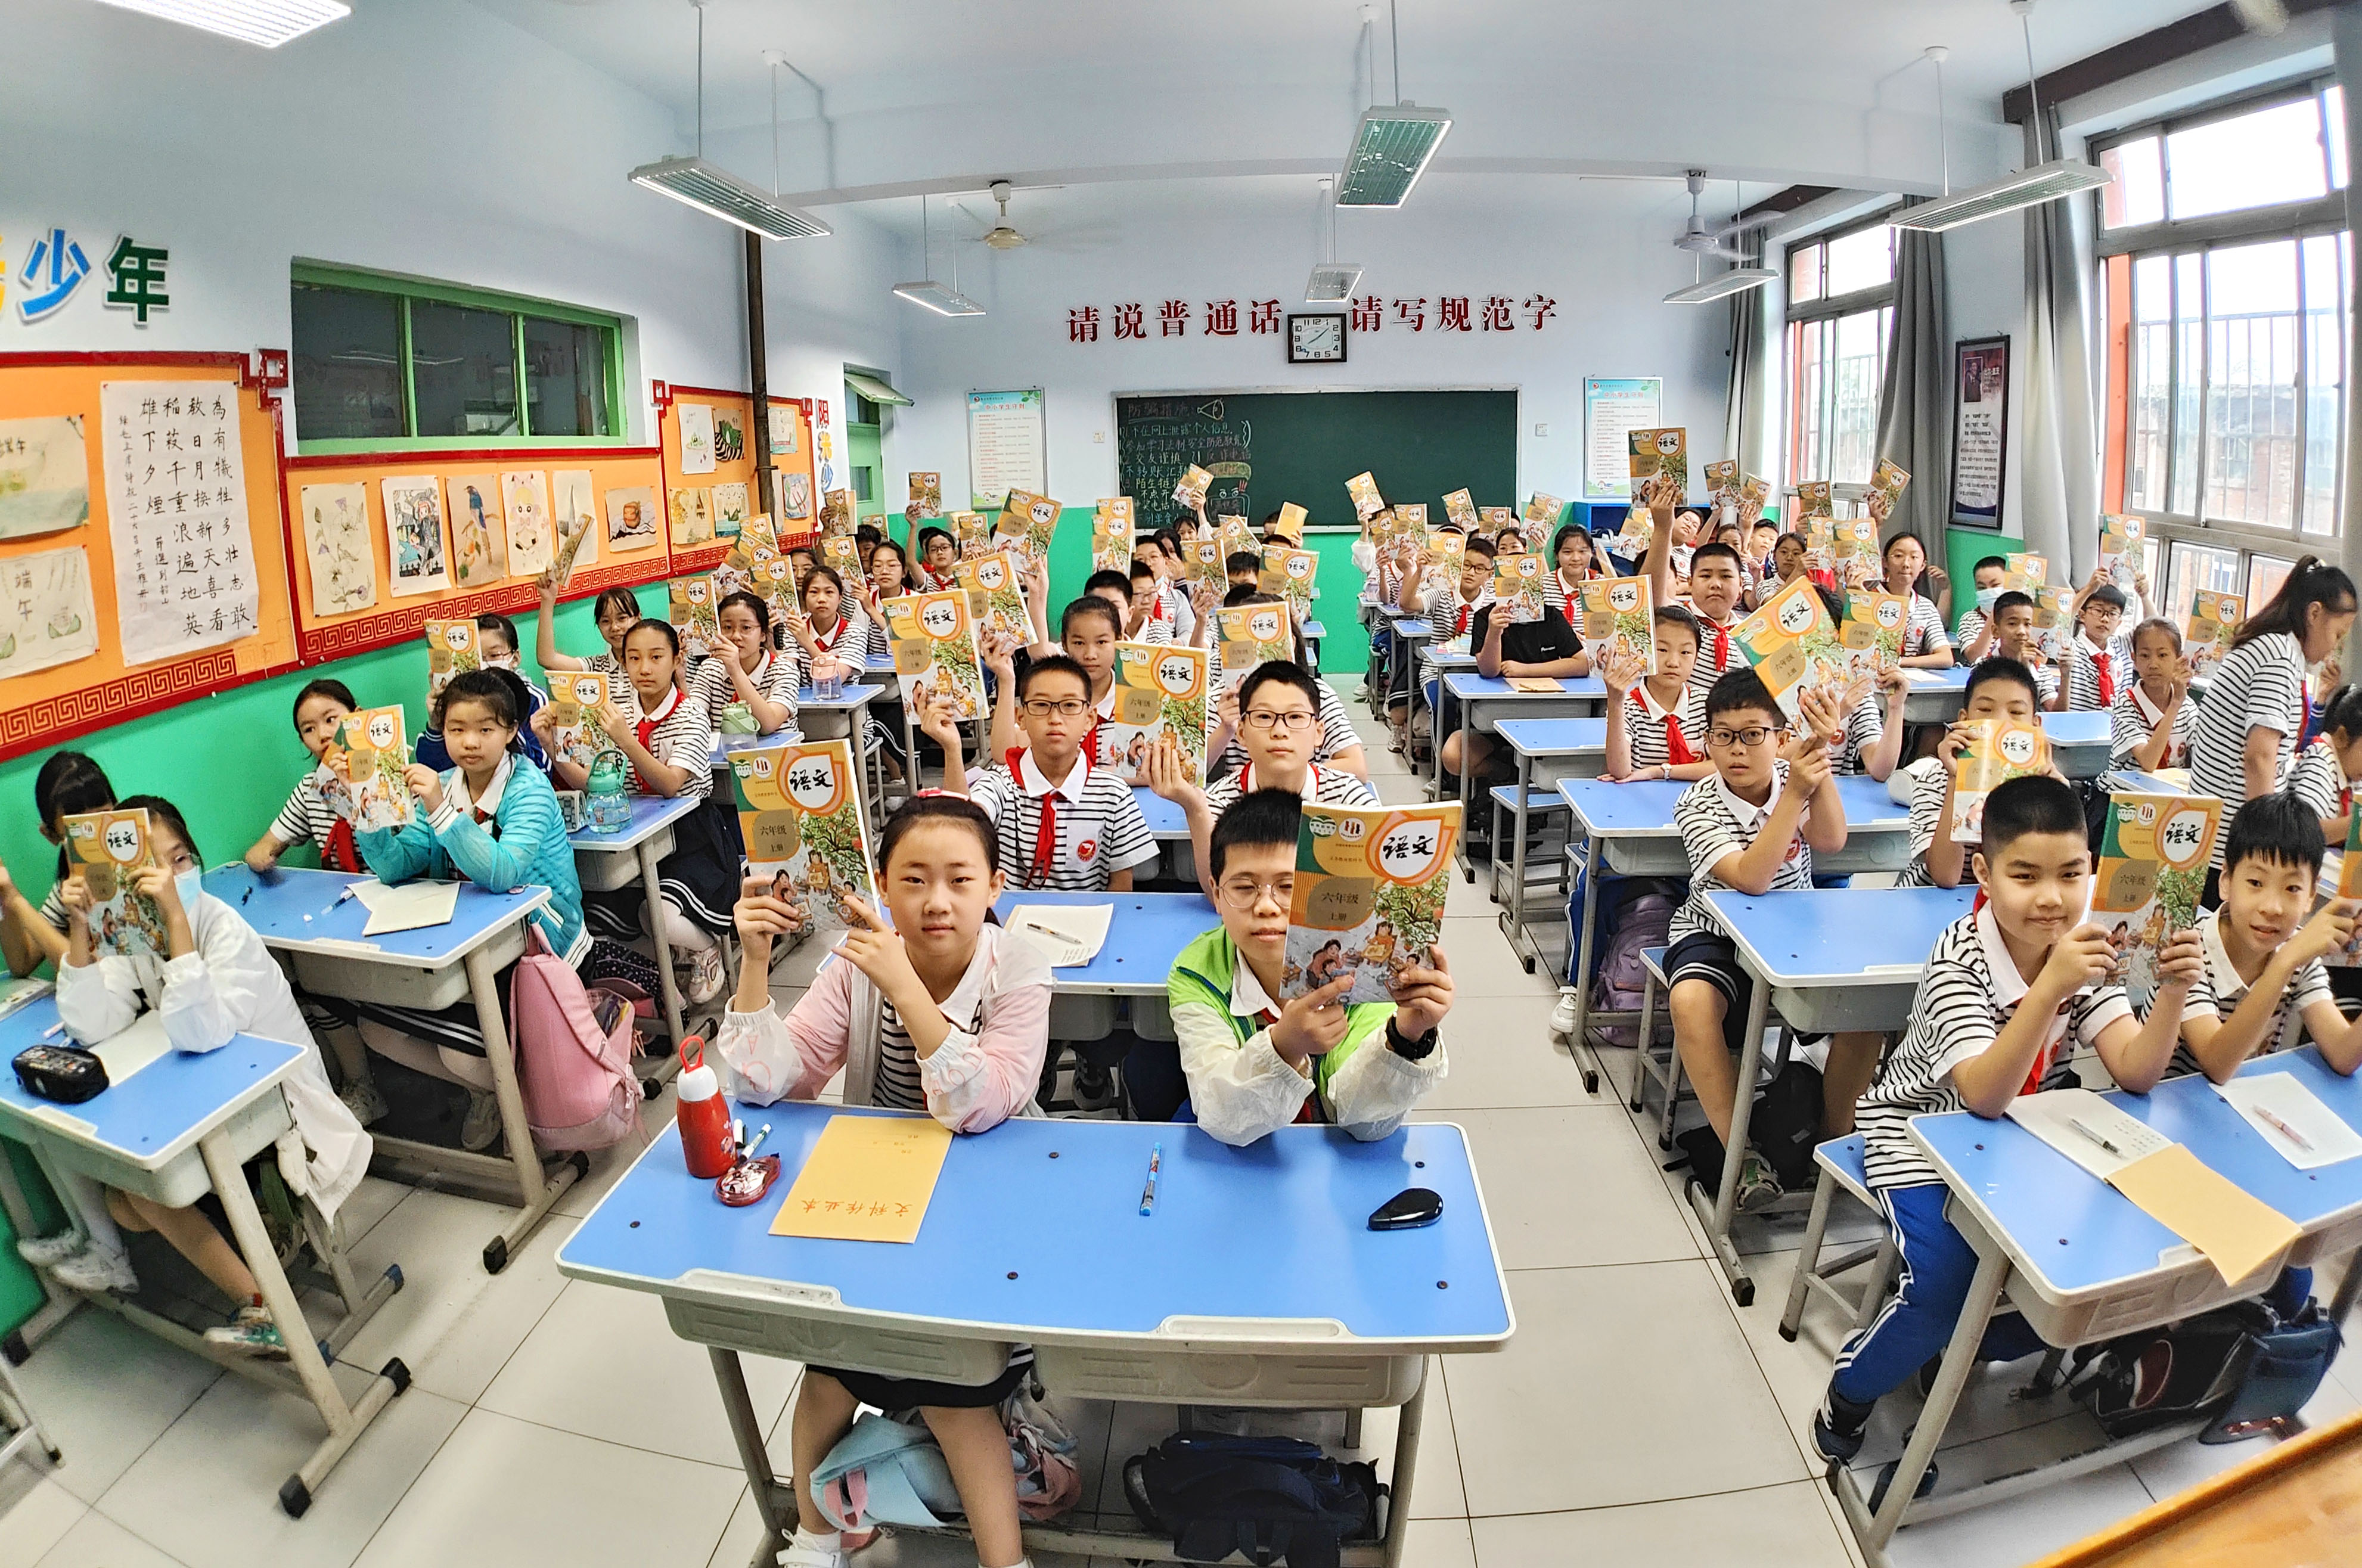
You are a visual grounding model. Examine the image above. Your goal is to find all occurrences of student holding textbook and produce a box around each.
[715,795,1051,1568]
[1601,607,1709,783]
[2110,617,2202,771]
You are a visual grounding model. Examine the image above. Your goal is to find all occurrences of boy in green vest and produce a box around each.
[1168,788,1455,1145]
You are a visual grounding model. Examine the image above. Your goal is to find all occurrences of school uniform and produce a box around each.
[1889,758,1946,889]
[1830,905,2128,1406]
[1541,567,1597,623]
[2018,659,2061,707]
[1619,682,1705,771]
[969,749,1159,891]
[2189,631,2311,870]
[793,607,871,688]
[2164,908,2336,1080]
[581,686,740,939]
[1899,595,1949,660]
[2110,682,2201,769]
[2288,736,2351,831]
[1953,607,1992,663]
[1168,924,1445,1147]
[1828,693,1888,778]
[1200,761,1376,816]
[1677,599,1742,698]
[266,769,365,873]
[2063,630,2133,713]
[1664,762,1817,1050]
[688,647,800,735]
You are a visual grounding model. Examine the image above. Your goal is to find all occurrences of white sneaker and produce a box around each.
[1549,986,1580,1038]
[460,1089,503,1152]
[49,1244,138,1294]
[15,1231,85,1266]
[775,1532,847,1568]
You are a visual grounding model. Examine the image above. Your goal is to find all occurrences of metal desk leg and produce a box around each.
[1504,751,1532,933]
[639,837,688,1054]
[2331,1249,2362,1327]
[1563,833,1604,1097]
[200,1129,403,1518]
[1380,1357,1432,1568]
[711,1346,791,1547]
[1688,964,1771,1306]
[468,946,582,1274]
[0,1142,78,1362]
[1455,705,1476,882]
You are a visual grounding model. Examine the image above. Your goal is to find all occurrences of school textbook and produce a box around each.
[547,672,612,773]
[731,738,880,933]
[955,551,1031,647]
[1172,465,1213,508]
[2187,589,2243,676]
[1106,642,1209,784]
[1490,552,1546,625]
[424,617,479,700]
[1579,575,1655,675]
[907,471,942,521]
[1216,601,1293,678]
[2099,514,2146,591]
[1283,801,1461,1007]
[61,808,169,958]
[1730,574,1847,724]
[1627,427,1688,498]
[1091,497,1135,572]
[1259,545,1320,620]
[1441,489,1479,532]
[1345,471,1386,520]
[881,590,987,719]
[1840,591,1905,684]
[1947,719,2050,844]
[2091,791,2220,1009]
[325,706,415,831]
[668,576,719,658]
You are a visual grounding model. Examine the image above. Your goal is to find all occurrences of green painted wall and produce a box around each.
[1945,526,2023,636]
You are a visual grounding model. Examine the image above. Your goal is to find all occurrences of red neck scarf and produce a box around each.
[632,687,680,791]
[1005,746,1063,889]
[2093,649,2116,707]
[811,615,849,653]
[1663,714,1696,766]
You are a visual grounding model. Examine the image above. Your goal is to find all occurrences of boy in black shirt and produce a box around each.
[1438,602,1589,783]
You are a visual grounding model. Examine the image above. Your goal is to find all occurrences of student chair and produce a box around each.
[0,1348,60,1476]
[1632,947,1685,1149]
[1777,1135,1897,1344]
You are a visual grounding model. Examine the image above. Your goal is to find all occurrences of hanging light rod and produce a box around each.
[631,5,832,240]
[1336,2,1450,207]
[893,194,985,316]
[1305,178,1364,303]
[1891,4,2108,233]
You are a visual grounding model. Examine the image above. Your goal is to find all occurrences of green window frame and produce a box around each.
[290,262,629,454]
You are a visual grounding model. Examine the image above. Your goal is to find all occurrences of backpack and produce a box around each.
[810,1414,963,1530]
[511,921,644,1151]
[1123,1435,1384,1568]
[1748,1058,1827,1191]
[1585,887,1676,1049]
[2202,1297,2341,1443]
[2065,1300,2271,1439]
[1002,1381,1082,1522]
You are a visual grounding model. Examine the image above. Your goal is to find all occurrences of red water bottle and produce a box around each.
[675,1036,734,1178]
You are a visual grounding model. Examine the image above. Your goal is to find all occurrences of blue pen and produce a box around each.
[1139,1142,1161,1216]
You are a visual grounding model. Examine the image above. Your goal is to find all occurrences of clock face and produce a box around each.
[1289,313,1346,364]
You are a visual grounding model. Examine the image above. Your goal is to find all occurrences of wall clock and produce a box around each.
[1287,312,1347,364]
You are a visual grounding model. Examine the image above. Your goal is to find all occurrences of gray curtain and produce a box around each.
[2019,106,2102,577]
[1874,210,1950,565]
[1722,226,1771,480]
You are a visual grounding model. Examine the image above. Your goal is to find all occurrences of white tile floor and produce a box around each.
[0,679,2345,1568]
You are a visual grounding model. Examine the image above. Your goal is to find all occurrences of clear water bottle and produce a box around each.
[587,750,631,833]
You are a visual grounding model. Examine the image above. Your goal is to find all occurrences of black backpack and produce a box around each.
[2066,1296,2341,1441]
[1123,1435,1385,1568]
[1673,1058,1824,1196]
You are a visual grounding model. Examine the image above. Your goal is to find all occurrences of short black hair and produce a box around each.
[1981,775,2087,859]
[2130,616,2181,653]
[2222,791,2326,880]
[117,794,200,869]
[1224,581,1273,608]
[36,749,114,830]
[2083,583,2129,613]
[1975,555,2009,575]
[1060,596,1122,640]
[716,589,771,632]
[855,524,882,548]
[1225,551,1262,577]
[2320,684,2362,743]
[292,678,356,728]
[1703,667,1781,726]
[1992,590,2035,620]
[1017,652,1091,701]
[879,793,998,875]
[1209,787,1302,881]
[1152,527,1182,554]
[1084,569,1132,600]
[917,526,954,553]
[436,668,529,749]
[1964,655,2040,708]
[1129,559,1157,582]
[594,586,645,625]
[1652,605,1702,647]
[1462,535,1498,562]
[1239,661,1323,715]
[1812,583,1846,623]
[1690,541,1742,573]
[474,611,521,656]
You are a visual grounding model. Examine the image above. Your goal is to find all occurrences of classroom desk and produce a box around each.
[1902,666,1972,725]
[570,791,704,1056]
[2101,768,2195,797]
[201,864,574,1274]
[2044,710,2113,780]
[1132,784,1198,886]
[1486,719,1608,971]
[1552,775,1919,1089]
[556,1106,1513,1567]
[1835,1047,2362,1559]
[993,889,1215,1047]
[1386,617,1434,784]
[1690,886,1978,1305]
[0,998,406,1516]
[1301,617,1327,670]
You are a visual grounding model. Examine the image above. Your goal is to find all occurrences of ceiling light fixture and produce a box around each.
[92,0,349,48]
[1889,2,2109,233]
[631,4,831,241]
[1663,175,1775,305]
[1337,2,1451,207]
[1305,178,1365,303]
[893,195,985,317]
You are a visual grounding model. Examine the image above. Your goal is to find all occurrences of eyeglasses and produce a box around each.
[1022,698,1091,718]
[1706,725,1781,749]
[1217,877,1293,910]
[1242,710,1317,732]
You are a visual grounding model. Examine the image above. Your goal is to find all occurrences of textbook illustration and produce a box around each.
[1346,471,1385,519]
[2004,552,2048,588]
[1105,642,1209,783]
[501,470,553,577]
[1479,506,1516,532]
[668,486,713,548]
[2187,590,2243,675]
[669,575,719,658]
[882,589,987,719]
[1703,459,1739,507]
[1282,801,1462,1007]
[1731,573,1848,722]
[731,738,879,932]
[677,403,716,474]
[1424,528,1464,577]
[2100,515,2146,590]
[300,482,376,616]
[1442,489,1478,531]
[1491,552,1546,625]
[329,706,414,832]
[1739,473,1771,517]
[710,480,749,539]
[724,513,779,576]
[424,617,480,701]
[605,485,658,550]
[1272,502,1308,541]
[1185,536,1227,595]
[956,551,1031,645]
[777,470,812,523]
[1172,465,1213,508]
[1523,491,1563,527]
[2032,584,2073,663]
[547,671,612,772]
[1627,427,1688,498]
[821,489,856,538]
[1949,719,2051,844]
[1216,601,1293,678]
[820,533,864,583]
[954,508,995,560]
[1867,458,1911,520]
[1841,591,1905,682]
[1260,545,1320,620]
[1091,498,1134,571]
[907,471,942,521]
[61,808,169,959]
[1393,503,1428,532]
[1580,576,1655,676]
[758,557,797,625]
[2094,791,2221,1008]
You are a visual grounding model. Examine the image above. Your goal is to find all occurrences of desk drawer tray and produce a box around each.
[665,1297,1014,1384]
[2016,1260,2262,1347]
[1029,1346,1421,1407]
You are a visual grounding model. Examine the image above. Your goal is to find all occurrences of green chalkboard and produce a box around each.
[1115,390,1519,532]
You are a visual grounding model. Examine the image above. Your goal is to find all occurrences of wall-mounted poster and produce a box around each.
[1583,377,1663,501]
[447,472,507,586]
[768,405,799,456]
[0,415,90,540]
[670,486,713,546]
[778,469,812,521]
[678,403,717,474]
[711,480,749,538]
[502,469,553,577]
[606,485,658,550]
[0,547,98,679]
[298,481,375,616]
[551,467,598,576]
[382,474,450,598]
[99,380,260,666]
[1950,334,2010,529]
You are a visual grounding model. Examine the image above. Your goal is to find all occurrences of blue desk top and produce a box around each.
[1556,772,1909,836]
[1705,886,1976,986]
[559,1106,1513,1348]
[2105,769,2196,797]
[712,731,797,767]
[1133,785,1188,839]
[1443,673,1609,704]
[992,889,1215,994]
[0,996,300,1170]
[866,655,898,673]
[1302,620,1327,639]
[1392,619,1433,639]
[796,683,884,711]
[1494,718,1607,758]
[1912,1048,2362,1297]
[2041,711,2110,748]
[200,864,547,966]
[569,790,704,853]
[1908,666,1972,691]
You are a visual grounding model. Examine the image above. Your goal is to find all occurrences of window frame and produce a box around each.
[2092,74,2349,619]
[290,261,629,454]
[1783,213,1900,489]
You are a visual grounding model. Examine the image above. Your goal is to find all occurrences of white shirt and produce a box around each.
[1668,762,1816,944]
[970,749,1159,890]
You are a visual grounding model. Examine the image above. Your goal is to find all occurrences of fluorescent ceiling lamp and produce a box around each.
[92,0,348,47]
[1337,104,1452,207]
[629,157,831,241]
[892,279,985,317]
[1888,158,2109,232]
[1662,268,1778,306]
[1305,262,1364,304]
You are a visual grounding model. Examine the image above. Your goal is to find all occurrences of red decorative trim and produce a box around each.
[0,649,301,763]
[245,347,290,392]
[650,380,672,416]
[663,383,753,402]
[672,541,731,575]
[0,351,249,370]
[283,443,659,470]
[293,553,671,665]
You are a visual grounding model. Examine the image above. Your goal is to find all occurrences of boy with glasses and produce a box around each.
[1169,789,1456,1145]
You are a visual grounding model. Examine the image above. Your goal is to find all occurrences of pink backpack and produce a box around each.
[512,922,644,1151]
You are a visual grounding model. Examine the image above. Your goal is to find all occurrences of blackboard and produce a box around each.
[1115,389,1519,532]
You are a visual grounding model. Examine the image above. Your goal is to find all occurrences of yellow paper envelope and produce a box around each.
[2108,1143,2301,1287]
[770,1114,955,1244]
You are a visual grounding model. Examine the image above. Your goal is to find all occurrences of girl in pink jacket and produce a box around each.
[716,793,1050,1568]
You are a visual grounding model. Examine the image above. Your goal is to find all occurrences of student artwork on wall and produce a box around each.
[670,486,713,547]
[777,469,811,521]
[100,378,261,666]
[381,474,451,598]
[678,403,717,474]
[0,415,91,540]
[446,472,507,586]
[501,470,553,577]
[713,410,746,465]
[711,480,749,539]
[768,405,799,456]
[298,480,375,617]
[606,484,658,550]
[0,546,99,679]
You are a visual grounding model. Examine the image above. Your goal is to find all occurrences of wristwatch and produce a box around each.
[1386,1017,1439,1061]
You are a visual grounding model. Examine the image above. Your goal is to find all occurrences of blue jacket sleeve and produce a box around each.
[432,772,560,892]
[355,819,441,884]
[414,729,454,772]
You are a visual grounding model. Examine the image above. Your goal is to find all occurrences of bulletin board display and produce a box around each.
[278,445,670,665]
[0,352,300,763]
[655,384,818,577]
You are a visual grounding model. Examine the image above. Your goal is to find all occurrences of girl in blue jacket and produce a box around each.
[353,669,589,1151]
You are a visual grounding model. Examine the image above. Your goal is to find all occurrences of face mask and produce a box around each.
[1976,586,2002,614]
[175,867,203,911]
[486,654,519,671]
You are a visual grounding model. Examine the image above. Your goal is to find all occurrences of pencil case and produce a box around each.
[13,1042,109,1104]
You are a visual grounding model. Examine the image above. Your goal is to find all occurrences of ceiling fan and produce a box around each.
[970,181,1031,250]
[1671,171,1774,262]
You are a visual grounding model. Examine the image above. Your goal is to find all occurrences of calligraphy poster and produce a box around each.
[0,415,90,541]
[678,403,717,474]
[298,480,375,616]
[502,470,553,577]
[551,468,597,573]
[98,380,260,666]
[1950,335,2010,529]
[606,484,658,551]
[381,474,451,598]
[0,546,98,680]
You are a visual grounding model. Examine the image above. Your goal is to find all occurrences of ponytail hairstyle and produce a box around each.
[36,749,117,874]
[2230,555,2358,653]
[2318,684,2362,745]
[291,678,357,728]
[594,586,644,624]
